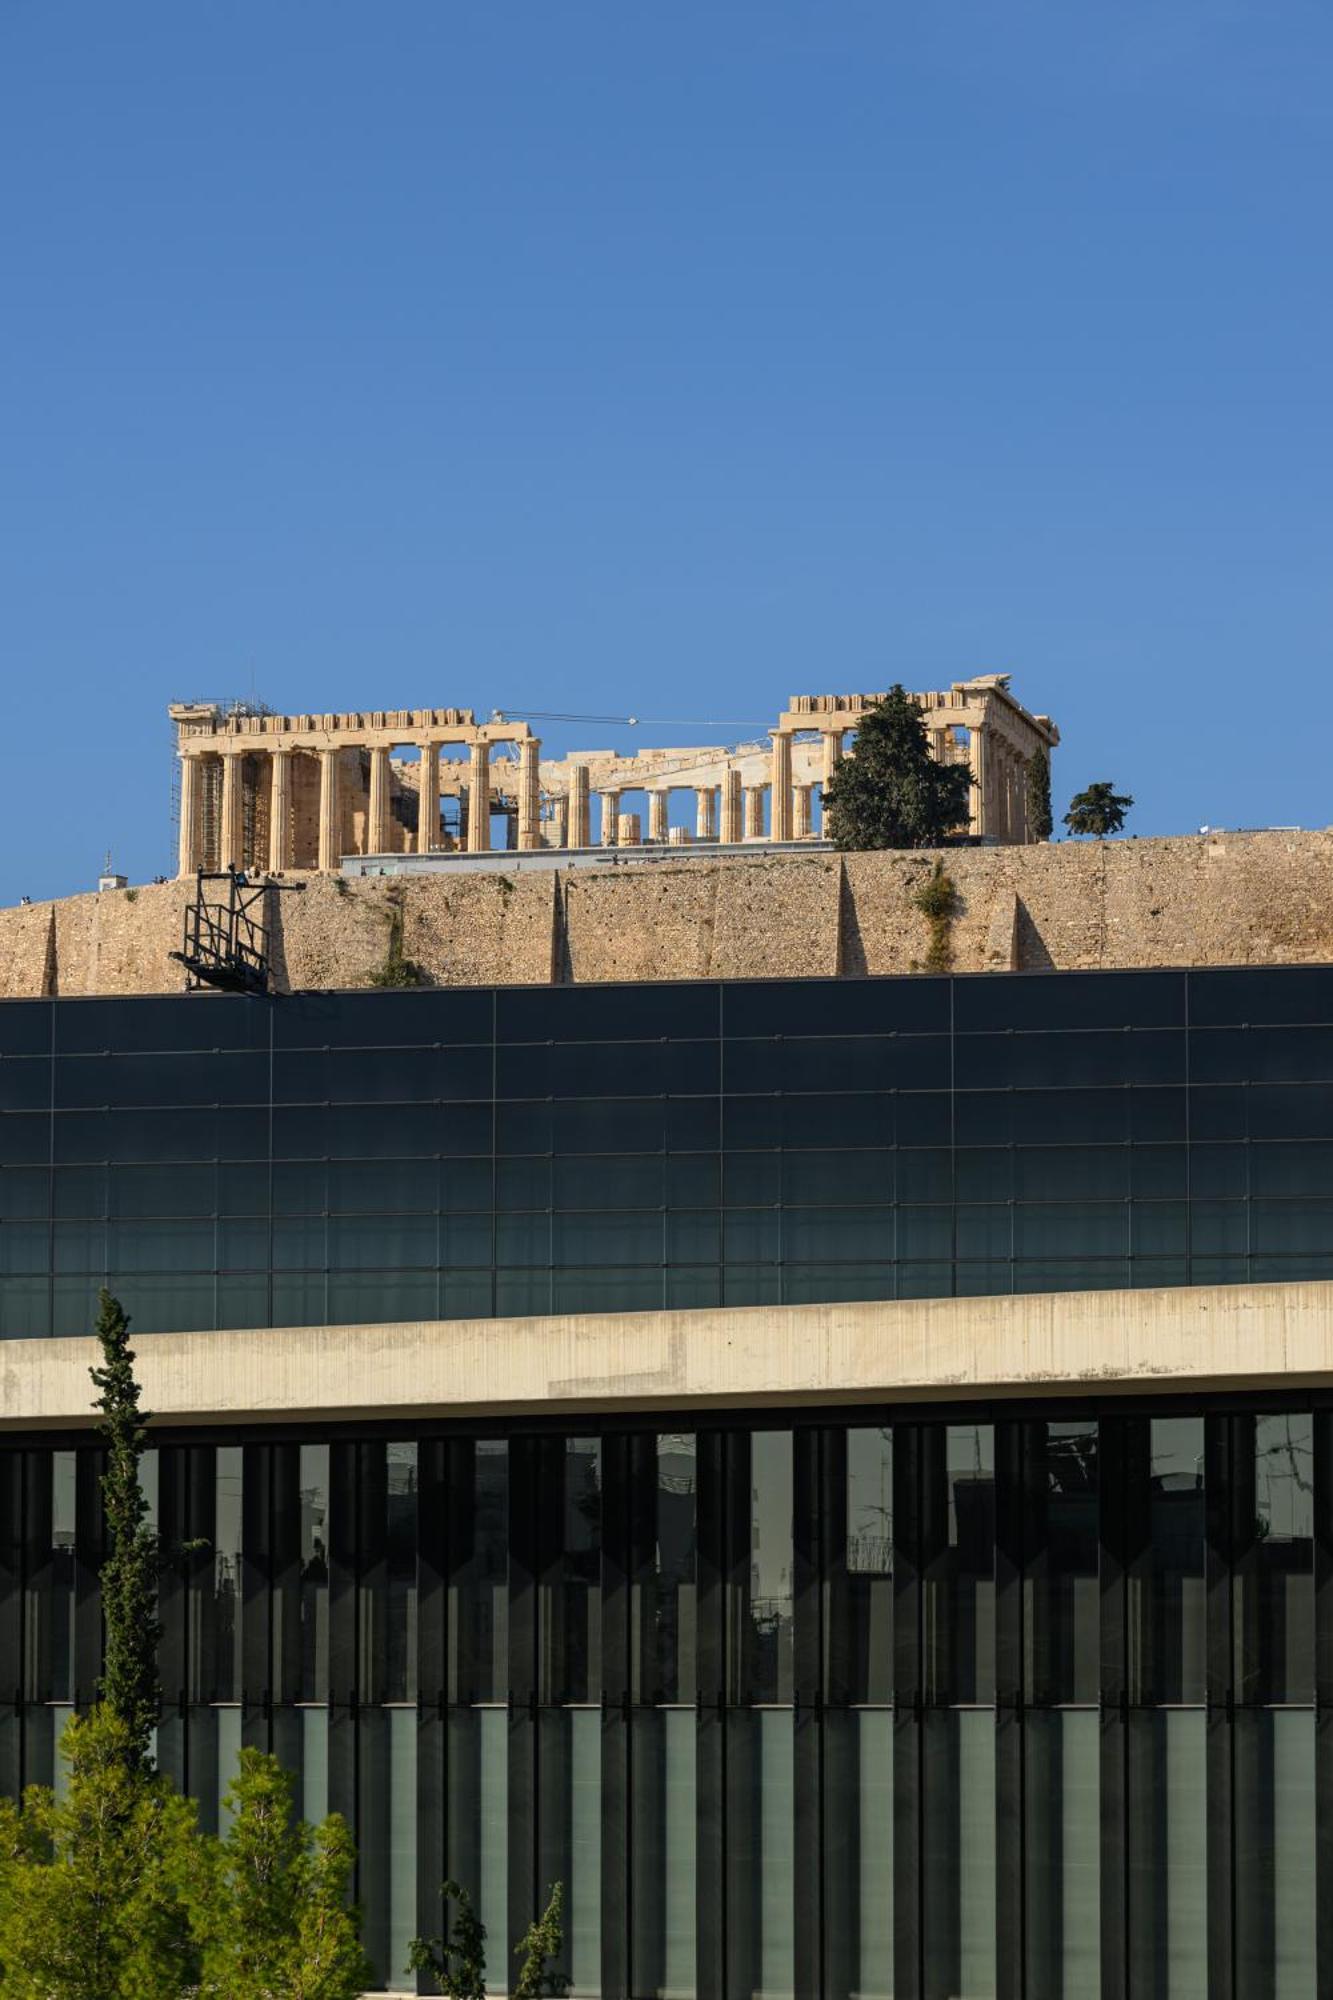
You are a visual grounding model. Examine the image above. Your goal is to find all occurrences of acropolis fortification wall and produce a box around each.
[3,831,1332,1000]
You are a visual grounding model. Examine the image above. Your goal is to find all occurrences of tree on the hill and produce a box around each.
[1063,781,1134,838]
[822,686,972,850]
[1026,747,1053,841]
[89,1289,162,1771]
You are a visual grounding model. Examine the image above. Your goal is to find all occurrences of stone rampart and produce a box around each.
[3,830,1332,999]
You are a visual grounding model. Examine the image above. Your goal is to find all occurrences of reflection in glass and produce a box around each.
[50,1450,76,1702]
[741,1431,793,1704]
[1127,1710,1205,2000]
[925,1427,994,1704]
[837,1428,892,1704]
[1235,1415,1313,1704]
[635,1435,696,1704]
[299,1444,329,1702]
[726,1708,794,2000]
[824,1708,892,1999]
[451,1442,508,1703]
[213,1446,243,1701]
[1234,1708,1315,1999]
[923,1708,995,1999]
[1131,1419,1204,1705]
[551,1439,601,1704]
[384,1443,418,1703]
[1025,1709,1099,1999]
[631,1708,696,1999]
[1025,1422,1099,1703]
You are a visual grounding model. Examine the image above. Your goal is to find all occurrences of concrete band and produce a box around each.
[5,1277,1333,1431]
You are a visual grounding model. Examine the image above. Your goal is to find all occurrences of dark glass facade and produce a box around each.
[5,969,1333,1994]
[2,1403,1331,1998]
[6,964,1333,1337]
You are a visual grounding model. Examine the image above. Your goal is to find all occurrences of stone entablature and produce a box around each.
[170,676,1058,876]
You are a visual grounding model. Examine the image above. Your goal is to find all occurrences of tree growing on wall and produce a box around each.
[822,686,972,850]
[1063,781,1134,838]
[1026,747,1053,841]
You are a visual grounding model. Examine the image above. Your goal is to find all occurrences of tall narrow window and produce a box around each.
[1132,1418,1204,1704]
[213,1446,243,1702]
[450,1441,508,1704]
[384,1442,417,1704]
[1025,1421,1099,1704]
[925,1425,995,1704]
[299,1443,329,1703]
[634,1433,696,1704]
[741,1430,793,1704]
[1235,1413,1313,1705]
[49,1451,76,1703]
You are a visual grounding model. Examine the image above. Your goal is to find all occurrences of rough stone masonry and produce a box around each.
[3,830,1333,999]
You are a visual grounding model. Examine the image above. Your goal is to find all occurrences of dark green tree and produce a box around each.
[1063,781,1134,838]
[822,686,972,850]
[1026,747,1053,841]
[89,1289,161,1770]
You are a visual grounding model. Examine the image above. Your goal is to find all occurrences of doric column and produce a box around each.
[467,741,491,852]
[517,739,541,850]
[695,786,716,842]
[1015,755,1029,844]
[968,722,987,838]
[649,790,670,844]
[617,811,641,845]
[569,765,590,848]
[368,745,391,855]
[822,728,843,792]
[743,784,766,841]
[793,783,813,840]
[553,796,570,848]
[770,732,793,841]
[220,750,244,871]
[268,748,292,872]
[417,743,439,853]
[601,790,621,846]
[317,747,340,872]
[719,768,742,843]
[178,753,201,877]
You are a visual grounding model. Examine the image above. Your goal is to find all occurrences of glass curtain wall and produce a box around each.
[0,1404,1329,1996]
[9,964,1333,1339]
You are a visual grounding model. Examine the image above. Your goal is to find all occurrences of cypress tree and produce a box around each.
[89,1289,161,1771]
[1026,747,1053,841]
[822,686,972,850]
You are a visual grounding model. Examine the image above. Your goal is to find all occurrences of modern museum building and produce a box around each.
[4,959,1333,1999]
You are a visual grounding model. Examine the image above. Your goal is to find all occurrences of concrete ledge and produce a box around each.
[4,1281,1333,1429]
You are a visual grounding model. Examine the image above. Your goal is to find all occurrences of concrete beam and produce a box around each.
[5,1280,1333,1431]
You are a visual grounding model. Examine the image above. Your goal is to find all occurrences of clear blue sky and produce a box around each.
[2,2,1330,901]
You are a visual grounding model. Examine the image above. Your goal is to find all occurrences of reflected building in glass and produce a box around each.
[4,964,1333,1994]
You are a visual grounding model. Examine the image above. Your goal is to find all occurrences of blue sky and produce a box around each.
[2,2,1330,900]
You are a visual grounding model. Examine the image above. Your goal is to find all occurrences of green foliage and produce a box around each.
[513,1882,568,1999]
[193,1749,371,2000]
[89,1290,161,1770]
[1063,780,1133,838]
[1026,747,1053,841]
[407,1878,488,1997]
[911,861,962,973]
[822,686,972,850]
[0,1706,199,2000]
[407,1878,567,1998]
[367,884,422,987]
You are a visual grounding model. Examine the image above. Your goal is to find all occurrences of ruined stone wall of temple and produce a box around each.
[7,830,1333,999]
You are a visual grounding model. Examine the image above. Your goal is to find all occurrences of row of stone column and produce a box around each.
[180,739,547,875]
[585,728,841,850]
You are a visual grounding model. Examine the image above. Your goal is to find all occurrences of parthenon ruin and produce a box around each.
[170,675,1058,875]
